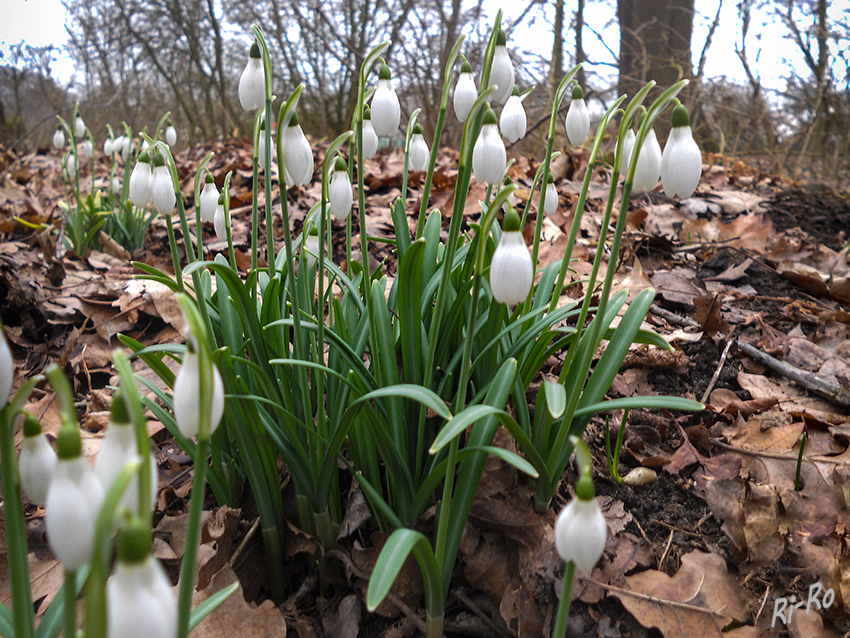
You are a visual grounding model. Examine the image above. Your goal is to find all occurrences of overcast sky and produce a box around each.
[0,0,829,93]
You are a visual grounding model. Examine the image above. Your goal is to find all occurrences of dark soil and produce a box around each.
[763,185,850,248]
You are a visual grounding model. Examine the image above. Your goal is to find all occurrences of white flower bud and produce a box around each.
[499,92,527,143]
[371,65,401,137]
[112,177,121,195]
[362,111,379,159]
[213,200,227,241]
[408,125,430,172]
[565,85,590,146]
[165,125,177,146]
[661,105,702,199]
[151,157,176,215]
[82,140,94,158]
[199,176,220,223]
[282,117,314,186]
[555,496,607,573]
[619,129,635,175]
[304,228,321,270]
[489,209,532,305]
[65,154,76,176]
[544,178,558,216]
[329,159,352,220]
[238,43,265,111]
[53,128,65,150]
[488,32,514,105]
[129,156,152,208]
[472,109,506,185]
[19,416,56,504]
[173,334,224,439]
[632,129,662,192]
[453,62,477,123]
[104,138,114,155]
[75,116,86,139]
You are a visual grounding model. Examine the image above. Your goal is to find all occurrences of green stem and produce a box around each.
[552,561,576,638]
[0,406,36,638]
[64,569,77,638]
[425,613,444,638]
[264,97,275,268]
[177,437,210,638]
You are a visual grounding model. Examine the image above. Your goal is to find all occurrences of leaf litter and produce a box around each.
[1,138,850,636]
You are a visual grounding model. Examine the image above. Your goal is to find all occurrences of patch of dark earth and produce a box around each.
[763,185,850,249]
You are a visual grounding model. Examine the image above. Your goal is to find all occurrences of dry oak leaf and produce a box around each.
[610,550,748,638]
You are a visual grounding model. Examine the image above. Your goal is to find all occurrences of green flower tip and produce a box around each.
[249,42,261,59]
[138,151,151,164]
[460,59,473,74]
[23,413,43,438]
[289,112,300,128]
[502,207,521,232]
[378,63,392,81]
[483,107,497,125]
[204,172,215,184]
[217,192,226,205]
[56,426,82,460]
[575,473,596,501]
[307,224,319,237]
[117,519,152,564]
[496,29,507,46]
[110,389,131,425]
[571,84,584,100]
[333,156,347,173]
[503,174,513,186]
[364,105,372,120]
[671,103,691,128]
[412,122,423,135]
[547,173,554,184]
[152,151,165,167]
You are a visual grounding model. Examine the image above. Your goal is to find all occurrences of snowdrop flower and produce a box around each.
[304,225,321,269]
[661,104,702,199]
[329,157,352,220]
[408,123,430,172]
[362,106,379,159]
[565,84,590,146]
[555,475,607,573]
[490,207,532,305]
[488,29,514,105]
[453,60,477,123]
[151,152,176,215]
[543,174,558,216]
[94,391,157,514]
[141,140,150,153]
[238,42,265,111]
[619,128,635,175]
[82,139,94,158]
[107,520,177,638]
[632,126,662,192]
[199,172,220,223]
[19,414,56,505]
[282,113,314,186]
[103,137,114,156]
[75,116,86,139]
[129,152,152,207]
[165,125,177,147]
[472,107,506,185]
[45,425,105,570]
[173,329,224,440]
[0,323,12,405]
[53,127,65,150]
[111,177,121,195]
[500,88,527,143]
[116,136,132,160]
[64,153,76,176]
[371,63,401,137]
[213,194,227,241]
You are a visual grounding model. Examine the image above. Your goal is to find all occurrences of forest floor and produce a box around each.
[1,138,850,638]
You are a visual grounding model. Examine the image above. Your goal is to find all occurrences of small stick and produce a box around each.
[580,576,728,617]
[700,338,734,404]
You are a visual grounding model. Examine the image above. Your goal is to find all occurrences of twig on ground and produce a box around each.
[579,576,728,617]
[700,338,734,404]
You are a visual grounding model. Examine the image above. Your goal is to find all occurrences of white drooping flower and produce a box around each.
[213,194,227,242]
[282,114,314,186]
[370,64,401,137]
[488,30,514,105]
[173,330,225,440]
[103,137,114,155]
[661,104,702,199]
[408,123,430,172]
[555,489,608,573]
[75,116,86,139]
[453,60,477,123]
[94,391,157,514]
[151,152,176,215]
[489,208,532,305]
[238,42,265,111]
[632,127,662,192]
[82,139,94,158]
[543,175,558,216]
[199,173,220,223]
[329,157,352,220]
[304,225,321,270]
[362,107,379,159]
[472,107,506,185]
[107,521,177,638]
[0,324,12,405]
[619,128,636,175]
[19,414,56,505]
[129,153,153,208]
[111,177,121,195]
[165,125,177,147]
[45,426,105,570]
[53,128,65,150]
[565,84,590,146]
[500,89,527,144]
[115,135,132,160]
[65,153,76,176]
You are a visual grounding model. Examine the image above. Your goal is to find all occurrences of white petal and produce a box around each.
[489,46,514,104]
[151,166,176,215]
[165,126,177,146]
[0,329,12,405]
[632,129,662,191]
[111,177,121,195]
[619,129,635,175]
[499,95,527,144]
[283,126,313,186]
[304,235,321,269]
[173,344,225,439]
[490,231,532,305]
[409,133,430,172]
[565,98,590,146]
[45,457,104,569]
[75,117,86,138]
[329,171,353,220]
[107,556,177,638]
[479,124,506,185]
[94,424,157,513]
[238,58,265,111]
[544,182,558,216]
[53,129,65,149]
[661,126,702,199]
[362,120,379,159]
[371,79,401,137]
[20,434,56,504]
[82,140,94,158]
[555,498,607,572]
[130,163,152,208]
[213,204,227,241]
[199,182,220,223]
[453,72,477,123]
